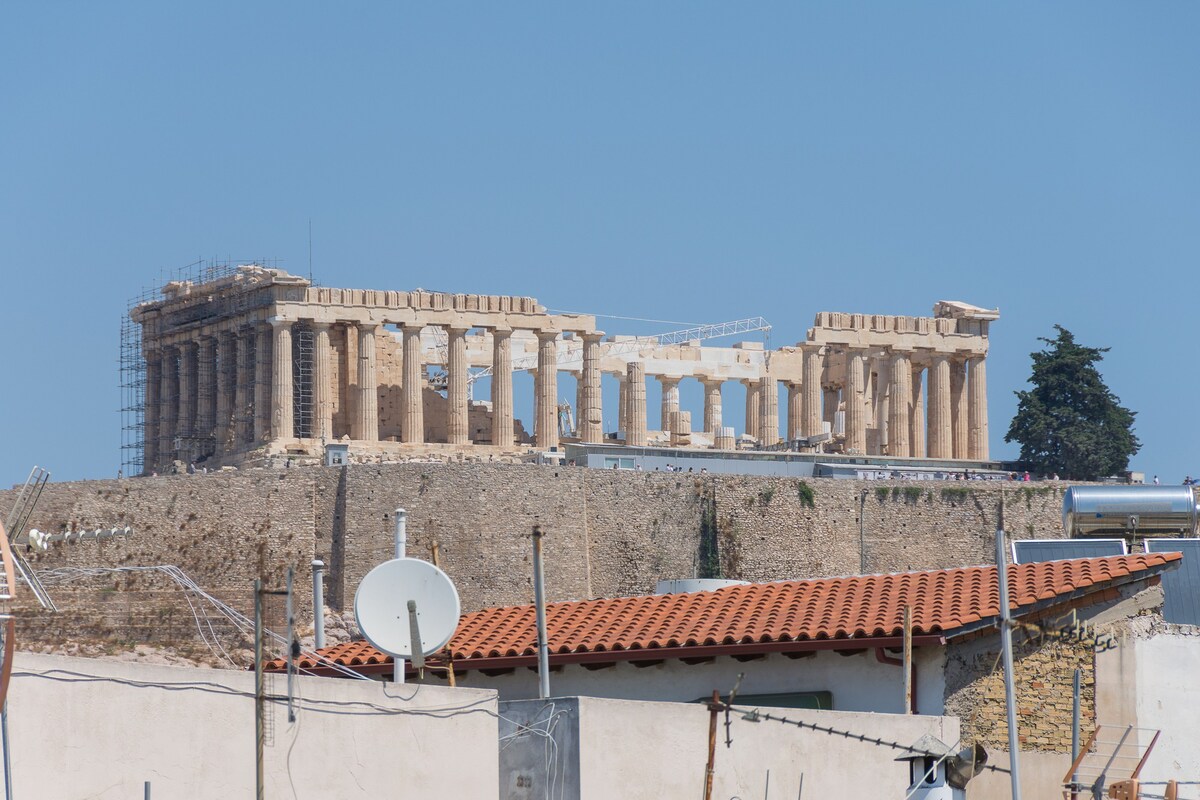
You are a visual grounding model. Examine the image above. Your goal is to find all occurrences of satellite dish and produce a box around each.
[354,558,460,658]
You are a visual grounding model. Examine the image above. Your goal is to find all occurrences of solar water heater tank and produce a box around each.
[1062,485,1199,537]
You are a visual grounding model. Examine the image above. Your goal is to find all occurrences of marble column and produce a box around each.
[658,376,681,433]
[215,331,234,454]
[270,318,294,441]
[196,336,217,453]
[910,364,926,458]
[356,323,380,442]
[927,354,952,459]
[617,374,629,434]
[845,349,866,454]
[786,382,802,442]
[968,357,989,460]
[400,324,423,444]
[535,332,559,449]
[178,341,197,449]
[579,333,603,443]
[874,357,891,455]
[313,322,334,443]
[254,324,272,443]
[626,362,647,446]
[143,350,162,472]
[447,326,470,445]
[701,378,723,436]
[950,357,968,459]
[758,376,779,446]
[491,329,513,447]
[888,351,912,458]
[802,346,824,438]
[744,380,761,441]
[160,346,178,463]
[343,323,359,435]
[234,329,252,446]
[822,388,838,428]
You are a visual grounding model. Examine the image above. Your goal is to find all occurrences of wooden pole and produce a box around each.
[903,605,913,714]
[703,690,719,800]
[431,540,441,568]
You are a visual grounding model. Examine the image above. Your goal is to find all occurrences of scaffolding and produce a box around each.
[293,325,314,440]
[120,259,282,475]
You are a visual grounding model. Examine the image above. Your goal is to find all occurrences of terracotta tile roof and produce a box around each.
[269,553,1177,674]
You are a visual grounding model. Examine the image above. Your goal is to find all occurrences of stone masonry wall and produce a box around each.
[2,466,1068,657]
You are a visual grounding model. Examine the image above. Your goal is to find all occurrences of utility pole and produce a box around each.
[532,525,550,699]
[996,497,1023,799]
[254,579,264,800]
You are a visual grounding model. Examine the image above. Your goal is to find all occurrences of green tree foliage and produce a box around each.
[1006,326,1140,480]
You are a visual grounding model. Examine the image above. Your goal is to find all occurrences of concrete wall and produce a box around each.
[8,652,499,798]
[458,647,947,716]
[499,696,961,800]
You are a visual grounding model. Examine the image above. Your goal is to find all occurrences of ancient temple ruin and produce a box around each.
[126,265,997,473]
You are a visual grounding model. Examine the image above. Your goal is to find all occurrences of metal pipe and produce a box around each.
[902,605,913,715]
[254,579,264,800]
[2,703,12,800]
[394,507,407,559]
[532,525,551,699]
[286,567,295,724]
[393,508,407,683]
[311,560,325,651]
[1071,668,1081,794]
[144,781,150,800]
[996,499,1023,800]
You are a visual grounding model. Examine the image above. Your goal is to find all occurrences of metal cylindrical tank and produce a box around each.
[1062,486,1199,537]
[654,579,751,595]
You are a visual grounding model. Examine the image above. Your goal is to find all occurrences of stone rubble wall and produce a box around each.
[2,466,1067,656]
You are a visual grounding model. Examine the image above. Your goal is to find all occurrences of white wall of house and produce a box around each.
[1132,630,1200,782]
[457,646,947,715]
[497,695,961,800]
[9,652,500,799]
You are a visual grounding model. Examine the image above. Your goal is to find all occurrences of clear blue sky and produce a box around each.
[3,3,1197,487]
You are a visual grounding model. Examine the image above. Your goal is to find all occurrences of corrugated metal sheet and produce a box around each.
[1012,539,1128,565]
[1145,539,1200,626]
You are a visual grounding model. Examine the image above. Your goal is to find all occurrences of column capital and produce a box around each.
[268,316,292,329]
[445,325,470,335]
[581,331,605,345]
[179,340,199,354]
[310,320,332,332]
[657,375,682,386]
[535,329,560,343]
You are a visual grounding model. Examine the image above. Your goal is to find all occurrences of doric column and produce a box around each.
[160,345,179,463]
[874,357,890,455]
[626,362,647,446]
[535,331,559,449]
[234,329,252,446]
[744,380,761,441]
[658,376,681,432]
[758,377,779,446]
[801,346,823,437]
[617,373,629,434]
[143,350,162,472]
[312,322,334,442]
[968,357,989,460]
[491,329,513,447]
[270,318,294,441]
[701,378,723,435]
[357,322,380,442]
[400,323,424,443]
[822,388,838,427]
[927,354,952,459]
[254,324,272,443]
[888,351,912,458]
[215,331,234,454]
[950,357,968,459]
[196,336,217,453]
[911,364,926,458]
[845,348,866,454]
[579,333,603,443]
[446,326,470,445]
[178,341,198,447]
[786,382,802,441]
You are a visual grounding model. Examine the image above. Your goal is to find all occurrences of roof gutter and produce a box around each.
[282,634,948,678]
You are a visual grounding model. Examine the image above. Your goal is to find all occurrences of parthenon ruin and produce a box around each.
[129,265,998,473]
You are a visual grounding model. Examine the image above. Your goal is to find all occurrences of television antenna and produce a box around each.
[3,467,55,611]
[354,558,460,680]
